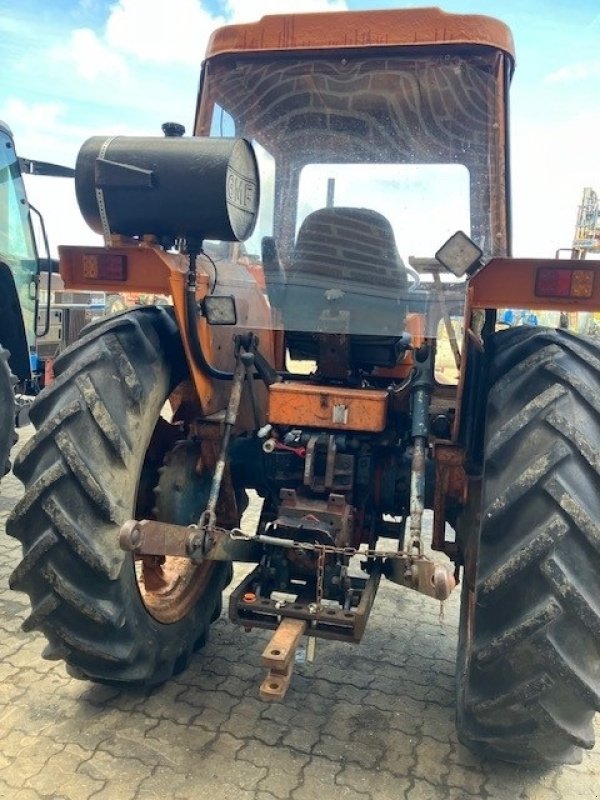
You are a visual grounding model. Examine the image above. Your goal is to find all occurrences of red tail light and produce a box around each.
[535,267,594,299]
[82,254,127,281]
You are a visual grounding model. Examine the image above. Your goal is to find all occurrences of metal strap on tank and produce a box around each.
[95,136,117,247]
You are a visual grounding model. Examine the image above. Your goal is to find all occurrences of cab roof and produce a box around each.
[205,6,515,63]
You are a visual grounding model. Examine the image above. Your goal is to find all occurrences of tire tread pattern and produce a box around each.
[458,327,600,765]
[7,306,228,686]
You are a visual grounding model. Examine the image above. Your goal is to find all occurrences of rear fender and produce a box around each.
[453,255,600,488]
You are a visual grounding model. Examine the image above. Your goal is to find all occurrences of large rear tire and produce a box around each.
[0,345,17,482]
[7,307,231,686]
[457,327,600,765]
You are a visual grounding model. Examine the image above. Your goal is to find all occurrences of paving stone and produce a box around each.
[0,427,597,799]
[239,739,309,798]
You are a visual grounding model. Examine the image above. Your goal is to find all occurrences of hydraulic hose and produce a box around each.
[185,246,235,381]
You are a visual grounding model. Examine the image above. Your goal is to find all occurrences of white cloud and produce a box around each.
[64,28,128,81]
[1,95,158,174]
[105,0,225,65]
[544,60,600,84]
[2,98,63,134]
[52,0,225,82]
[0,102,102,252]
[0,98,81,166]
[226,0,348,24]
[0,16,28,35]
[60,0,349,78]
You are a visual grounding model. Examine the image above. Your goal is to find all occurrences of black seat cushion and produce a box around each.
[291,206,407,292]
[283,207,408,369]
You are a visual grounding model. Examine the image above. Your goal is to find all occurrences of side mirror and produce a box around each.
[435,231,483,277]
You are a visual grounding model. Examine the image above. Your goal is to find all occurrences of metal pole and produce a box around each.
[408,346,434,555]
[198,347,246,532]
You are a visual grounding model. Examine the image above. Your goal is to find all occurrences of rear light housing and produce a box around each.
[82,253,127,281]
[535,267,594,299]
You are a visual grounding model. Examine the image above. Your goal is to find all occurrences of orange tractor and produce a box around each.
[7,8,600,766]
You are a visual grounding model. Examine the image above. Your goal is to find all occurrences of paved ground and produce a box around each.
[0,428,598,800]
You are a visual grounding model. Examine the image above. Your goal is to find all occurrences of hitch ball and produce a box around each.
[75,134,259,243]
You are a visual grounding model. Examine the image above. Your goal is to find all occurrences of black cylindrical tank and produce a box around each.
[75,135,259,242]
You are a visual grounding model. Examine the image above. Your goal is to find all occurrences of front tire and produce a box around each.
[457,327,600,765]
[7,307,230,686]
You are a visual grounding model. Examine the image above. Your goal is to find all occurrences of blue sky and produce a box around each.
[1,0,599,255]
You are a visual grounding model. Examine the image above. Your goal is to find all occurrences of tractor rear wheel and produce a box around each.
[0,346,17,482]
[457,327,600,765]
[7,307,231,686]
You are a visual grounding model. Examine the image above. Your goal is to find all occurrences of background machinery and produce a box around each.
[572,186,600,259]
[0,121,81,484]
[0,121,40,484]
[6,7,600,768]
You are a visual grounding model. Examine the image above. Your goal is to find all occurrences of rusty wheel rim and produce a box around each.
[135,555,215,624]
[133,413,219,625]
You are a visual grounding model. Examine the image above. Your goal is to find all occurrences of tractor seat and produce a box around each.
[283,207,409,369]
[291,206,407,291]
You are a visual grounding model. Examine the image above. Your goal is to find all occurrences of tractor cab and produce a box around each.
[195,8,514,379]
[0,121,79,395]
[0,121,39,386]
